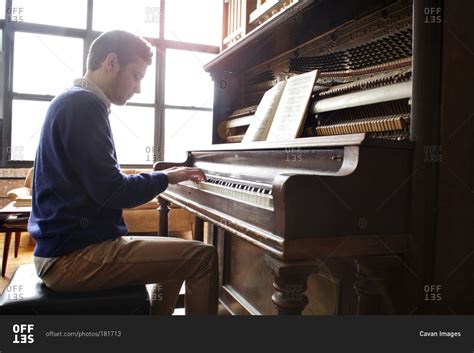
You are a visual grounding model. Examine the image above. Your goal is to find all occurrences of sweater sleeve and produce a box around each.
[57,91,168,209]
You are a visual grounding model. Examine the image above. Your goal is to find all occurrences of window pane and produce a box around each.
[11,100,49,161]
[13,33,83,96]
[12,0,87,28]
[109,105,155,165]
[93,0,160,38]
[128,49,156,104]
[0,0,5,19]
[165,0,222,46]
[165,49,215,108]
[164,109,212,162]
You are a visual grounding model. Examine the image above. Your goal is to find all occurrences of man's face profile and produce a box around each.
[105,54,149,105]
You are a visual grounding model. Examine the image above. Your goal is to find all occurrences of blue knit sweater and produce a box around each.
[28,86,168,257]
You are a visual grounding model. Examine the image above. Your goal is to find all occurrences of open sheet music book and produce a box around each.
[242,69,319,142]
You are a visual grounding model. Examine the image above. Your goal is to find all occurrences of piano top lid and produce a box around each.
[204,0,317,73]
[192,133,366,152]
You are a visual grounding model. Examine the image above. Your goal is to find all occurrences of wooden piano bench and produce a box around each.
[0,264,150,315]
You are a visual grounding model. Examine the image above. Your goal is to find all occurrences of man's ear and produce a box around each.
[103,53,120,73]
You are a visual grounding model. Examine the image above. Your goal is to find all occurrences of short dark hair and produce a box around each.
[87,30,153,71]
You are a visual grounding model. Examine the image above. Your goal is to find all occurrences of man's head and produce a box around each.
[86,30,153,105]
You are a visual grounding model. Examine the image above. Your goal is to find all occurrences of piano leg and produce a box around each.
[264,255,318,315]
[193,217,204,242]
[353,255,401,314]
[158,196,170,237]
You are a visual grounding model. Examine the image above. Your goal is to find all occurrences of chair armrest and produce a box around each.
[6,187,31,201]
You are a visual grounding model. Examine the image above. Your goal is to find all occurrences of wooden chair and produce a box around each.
[1,215,29,277]
[1,167,33,277]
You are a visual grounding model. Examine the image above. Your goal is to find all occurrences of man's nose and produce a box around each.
[135,83,141,94]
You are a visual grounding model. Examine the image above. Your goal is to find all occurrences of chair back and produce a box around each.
[24,167,34,189]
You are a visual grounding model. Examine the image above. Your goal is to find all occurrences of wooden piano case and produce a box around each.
[156,0,473,315]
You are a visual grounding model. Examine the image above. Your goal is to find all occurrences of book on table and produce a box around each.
[13,196,32,208]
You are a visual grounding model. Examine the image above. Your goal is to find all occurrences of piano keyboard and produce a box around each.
[181,175,274,209]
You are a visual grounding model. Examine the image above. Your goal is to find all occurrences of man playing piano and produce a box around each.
[27,30,218,315]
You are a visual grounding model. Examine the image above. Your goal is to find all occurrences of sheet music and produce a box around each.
[266,70,318,141]
[242,81,287,142]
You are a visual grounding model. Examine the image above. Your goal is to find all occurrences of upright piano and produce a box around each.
[155,0,474,315]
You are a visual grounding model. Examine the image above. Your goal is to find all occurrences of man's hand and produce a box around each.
[162,167,206,185]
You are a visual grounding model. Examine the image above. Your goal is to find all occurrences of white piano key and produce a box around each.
[181,175,274,209]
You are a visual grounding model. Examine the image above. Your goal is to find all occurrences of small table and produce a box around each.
[0,202,31,277]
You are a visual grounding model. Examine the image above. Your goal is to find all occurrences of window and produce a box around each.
[165,49,215,108]
[11,100,49,161]
[12,0,87,29]
[93,0,160,38]
[164,48,215,161]
[10,33,83,162]
[2,0,220,166]
[164,109,212,162]
[165,0,222,46]
[109,105,155,165]
[13,32,83,95]
[0,0,5,19]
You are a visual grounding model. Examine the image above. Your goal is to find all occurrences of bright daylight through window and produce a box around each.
[4,0,221,165]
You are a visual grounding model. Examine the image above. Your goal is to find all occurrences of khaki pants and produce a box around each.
[41,236,219,315]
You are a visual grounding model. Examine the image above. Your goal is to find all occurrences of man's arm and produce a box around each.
[58,92,170,209]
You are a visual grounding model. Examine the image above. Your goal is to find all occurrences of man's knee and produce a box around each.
[193,242,218,267]
[199,242,217,259]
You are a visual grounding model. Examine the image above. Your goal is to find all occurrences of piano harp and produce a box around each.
[156,0,474,315]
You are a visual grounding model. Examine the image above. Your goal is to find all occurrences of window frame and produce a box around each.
[0,0,219,168]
